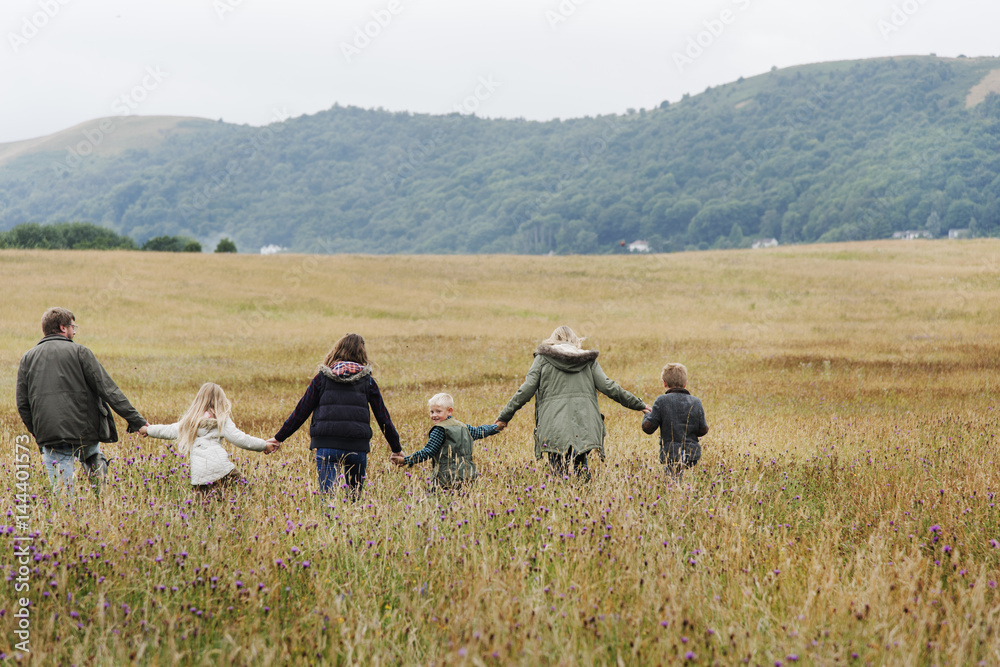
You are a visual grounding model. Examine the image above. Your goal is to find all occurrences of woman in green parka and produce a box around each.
[495,325,650,479]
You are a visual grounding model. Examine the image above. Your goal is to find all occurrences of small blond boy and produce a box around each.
[641,363,709,482]
[392,393,503,490]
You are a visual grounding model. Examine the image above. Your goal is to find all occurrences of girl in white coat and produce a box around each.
[143,382,267,487]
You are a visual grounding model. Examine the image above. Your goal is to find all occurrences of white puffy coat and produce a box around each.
[147,416,266,485]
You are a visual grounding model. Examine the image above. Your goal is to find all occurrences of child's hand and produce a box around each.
[139,423,149,437]
[494,420,507,431]
[264,438,280,454]
[390,452,406,467]
[642,405,652,414]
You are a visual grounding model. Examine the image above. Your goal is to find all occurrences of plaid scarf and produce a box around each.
[330,361,365,376]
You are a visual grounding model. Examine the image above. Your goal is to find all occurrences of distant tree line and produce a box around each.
[1,56,999,254]
[0,222,238,253]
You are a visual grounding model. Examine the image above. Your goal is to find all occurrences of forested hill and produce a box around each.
[2,55,1000,254]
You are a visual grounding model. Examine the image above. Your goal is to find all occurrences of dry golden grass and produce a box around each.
[1,240,1000,665]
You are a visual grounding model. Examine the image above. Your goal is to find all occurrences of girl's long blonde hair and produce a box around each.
[176,383,232,455]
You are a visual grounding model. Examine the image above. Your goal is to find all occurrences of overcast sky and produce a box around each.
[2,0,997,144]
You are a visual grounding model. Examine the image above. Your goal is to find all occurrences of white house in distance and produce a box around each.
[948,228,971,239]
[752,238,779,249]
[627,240,650,253]
[892,230,933,240]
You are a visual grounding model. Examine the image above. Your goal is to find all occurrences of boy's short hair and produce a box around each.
[41,307,75,336]
[428,393,454,409]
[661,363,687,388]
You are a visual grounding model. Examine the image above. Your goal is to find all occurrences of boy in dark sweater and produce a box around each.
[642,363,709,482]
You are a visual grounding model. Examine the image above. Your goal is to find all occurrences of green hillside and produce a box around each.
[1,55,999,253]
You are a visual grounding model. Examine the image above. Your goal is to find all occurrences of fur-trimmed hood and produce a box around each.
[198,417,220,432]
[535,343,599,372]
[318,363,373,384]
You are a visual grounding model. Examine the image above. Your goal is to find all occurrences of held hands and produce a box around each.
[264,438,281,454]
[390,452,406,467]
[494,420,507,431]
[642,405,652,414]
[139,423,149,437]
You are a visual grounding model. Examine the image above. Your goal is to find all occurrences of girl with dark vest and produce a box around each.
[391,392,502,490]
[268,333,401,496]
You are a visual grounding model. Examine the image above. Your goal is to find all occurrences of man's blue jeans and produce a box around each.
[41,444,107,496]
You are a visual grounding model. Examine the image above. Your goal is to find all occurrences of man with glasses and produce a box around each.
[16,307,148,496]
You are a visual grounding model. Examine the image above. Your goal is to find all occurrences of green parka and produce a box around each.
[497,343,646,460]
[16,335,146,450]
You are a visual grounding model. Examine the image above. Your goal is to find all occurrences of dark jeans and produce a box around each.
[315,448,368,495]
[547,450,591,481]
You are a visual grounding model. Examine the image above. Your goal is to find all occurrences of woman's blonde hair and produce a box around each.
[176,383,232,455]
[323,333,369,367]
[543,325,584,348]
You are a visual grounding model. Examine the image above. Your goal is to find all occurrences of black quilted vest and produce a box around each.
[309,374,373,452]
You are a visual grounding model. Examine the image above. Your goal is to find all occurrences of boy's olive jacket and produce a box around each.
[498,344,645,460]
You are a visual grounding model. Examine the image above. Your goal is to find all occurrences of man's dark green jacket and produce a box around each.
[16,335,145,450]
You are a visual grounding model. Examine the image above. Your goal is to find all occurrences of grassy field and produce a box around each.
[2,241,1000,665]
